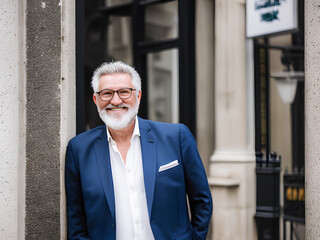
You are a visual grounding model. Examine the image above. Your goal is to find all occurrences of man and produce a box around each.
[65,61,212,240]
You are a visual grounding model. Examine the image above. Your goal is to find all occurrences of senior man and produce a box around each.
[65,61,212,240]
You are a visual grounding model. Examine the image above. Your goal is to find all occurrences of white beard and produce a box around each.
[97,99,139,130]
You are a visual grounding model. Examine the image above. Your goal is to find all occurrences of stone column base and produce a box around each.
[209,151,256,240]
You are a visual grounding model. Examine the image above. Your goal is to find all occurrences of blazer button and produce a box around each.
[112,224,115,229]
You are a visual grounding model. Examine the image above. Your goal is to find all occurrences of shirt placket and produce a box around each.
[126,138,143,240]
[110,139,134,239]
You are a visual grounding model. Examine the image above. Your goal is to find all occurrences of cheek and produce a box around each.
[129,96,139,106]
[98,101,108,110]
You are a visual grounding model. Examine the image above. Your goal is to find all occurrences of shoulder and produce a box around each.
[138,117,192,137]
[138,117,181,130]
[68,125,106,147]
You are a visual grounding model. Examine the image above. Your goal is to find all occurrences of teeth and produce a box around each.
[109,108,124,111]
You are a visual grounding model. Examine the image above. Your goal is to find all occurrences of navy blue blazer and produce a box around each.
[65,118,212,240]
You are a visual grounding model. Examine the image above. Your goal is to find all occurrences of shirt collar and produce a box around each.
[106,116,140,142]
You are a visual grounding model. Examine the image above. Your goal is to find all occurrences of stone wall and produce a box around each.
[25,0,62,238]
[0,0,26,239]
[305,1,320,239]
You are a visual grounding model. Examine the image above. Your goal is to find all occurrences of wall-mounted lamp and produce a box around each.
[271,71,304,104]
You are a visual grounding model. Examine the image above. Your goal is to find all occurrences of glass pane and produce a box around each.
[147,49,179,123]
[107,16,133,65]
[104,0,132,7]
[145,1,178,41]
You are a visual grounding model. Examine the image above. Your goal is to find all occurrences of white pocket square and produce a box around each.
[158,160,179,172]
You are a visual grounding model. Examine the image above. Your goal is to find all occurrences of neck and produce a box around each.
[108,118,136,143]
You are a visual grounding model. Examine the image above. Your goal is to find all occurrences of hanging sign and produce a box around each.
[246,0,298,38]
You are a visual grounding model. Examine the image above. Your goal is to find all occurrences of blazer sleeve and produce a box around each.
[179,124,213,240]
[65,142,91,240]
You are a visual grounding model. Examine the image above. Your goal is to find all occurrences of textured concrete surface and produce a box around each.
[25,0,61,239]
[305,1,320,239]
[0,0,25,239]
[60,0,77,238]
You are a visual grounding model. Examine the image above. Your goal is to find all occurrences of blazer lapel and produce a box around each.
[139,118,157,218]
[94,127,115,222]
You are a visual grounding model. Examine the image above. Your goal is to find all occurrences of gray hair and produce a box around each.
[91,61,142,93]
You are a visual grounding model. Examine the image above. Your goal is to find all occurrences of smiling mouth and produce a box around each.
[106,107,127,111]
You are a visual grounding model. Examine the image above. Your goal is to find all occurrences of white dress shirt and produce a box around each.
[107,118,155,240]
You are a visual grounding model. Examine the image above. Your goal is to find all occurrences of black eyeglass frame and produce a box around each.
[96,88,136,101]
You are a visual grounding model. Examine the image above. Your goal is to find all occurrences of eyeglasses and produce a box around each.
[96,88,136,101]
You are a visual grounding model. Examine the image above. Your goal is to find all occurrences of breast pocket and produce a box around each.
[154,163,186,226]
[156,161,185,192]
[157,163,182,178]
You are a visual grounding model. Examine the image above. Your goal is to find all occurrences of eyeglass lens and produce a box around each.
[99,88,133,101]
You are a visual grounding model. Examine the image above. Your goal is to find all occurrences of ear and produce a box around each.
[93,93,98,106]
[137,90,142,104]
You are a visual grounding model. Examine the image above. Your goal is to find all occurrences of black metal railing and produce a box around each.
[255,152,281,240]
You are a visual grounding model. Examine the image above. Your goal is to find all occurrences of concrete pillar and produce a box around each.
[196,0,215,171]
[25,1,61,238]
[0,0,26,239]
[60,0,76,238]
[305,1,320,239]
[24,1,75,239]
[209,0,256,239]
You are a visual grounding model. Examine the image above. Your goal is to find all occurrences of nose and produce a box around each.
[110,91,123,105]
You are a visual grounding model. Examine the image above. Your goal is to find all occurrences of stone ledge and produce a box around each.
[208,177,240,188]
